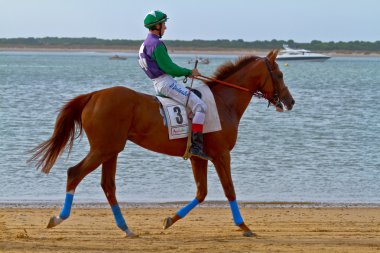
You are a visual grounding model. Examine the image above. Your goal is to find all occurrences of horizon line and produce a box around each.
[1,36,379,44]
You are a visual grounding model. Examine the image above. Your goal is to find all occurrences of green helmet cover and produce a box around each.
[144,10,168,29]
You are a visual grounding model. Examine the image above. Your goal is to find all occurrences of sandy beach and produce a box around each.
[0,205,379,253]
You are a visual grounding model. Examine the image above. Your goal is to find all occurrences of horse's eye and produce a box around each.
[277,73,283,79]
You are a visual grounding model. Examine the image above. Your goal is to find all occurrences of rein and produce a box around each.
[184,57,278,101]
[194,75,250,92]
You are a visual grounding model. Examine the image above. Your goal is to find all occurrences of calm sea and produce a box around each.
[0,51,379,204]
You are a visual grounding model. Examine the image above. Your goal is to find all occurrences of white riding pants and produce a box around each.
[153,74,207,129]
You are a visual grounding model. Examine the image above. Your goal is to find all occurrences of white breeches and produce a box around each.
[153,75,208,125]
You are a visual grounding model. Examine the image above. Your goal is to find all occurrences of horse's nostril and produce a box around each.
[291,99,295,105]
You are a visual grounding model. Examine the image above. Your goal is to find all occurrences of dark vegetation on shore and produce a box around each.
[1,37,380,53]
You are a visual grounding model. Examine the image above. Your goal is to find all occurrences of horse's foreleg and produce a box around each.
[47,150,105,229]
[101,155,136,238]
[163,157,208,230]
[213,152,255,237]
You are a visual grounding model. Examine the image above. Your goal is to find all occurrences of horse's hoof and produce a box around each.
[46,216,63,229]
[125,229,138,238]
[243,231,256,237]
[163,217,173,229]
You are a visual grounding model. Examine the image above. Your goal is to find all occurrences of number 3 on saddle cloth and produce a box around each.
[156,85,222,140]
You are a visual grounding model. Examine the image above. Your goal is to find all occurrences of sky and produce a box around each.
[0,0,379,42]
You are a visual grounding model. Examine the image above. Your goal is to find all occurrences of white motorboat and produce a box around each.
[188,57,210,64]
[276,45,331,61]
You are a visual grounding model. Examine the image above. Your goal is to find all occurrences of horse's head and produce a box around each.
[259,50,295,112]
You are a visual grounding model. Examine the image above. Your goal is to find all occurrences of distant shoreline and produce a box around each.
[1,46,380,57]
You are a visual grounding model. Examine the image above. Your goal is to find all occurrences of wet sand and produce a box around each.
[1,206,379,252]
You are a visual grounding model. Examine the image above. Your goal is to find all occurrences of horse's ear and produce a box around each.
[273,49,280,58]
[266,50,274,59]
[268,49,279,64]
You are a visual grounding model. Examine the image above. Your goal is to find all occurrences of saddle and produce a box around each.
[156,85,222,140]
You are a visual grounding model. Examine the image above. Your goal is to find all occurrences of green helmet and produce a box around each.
[144,10,168,29]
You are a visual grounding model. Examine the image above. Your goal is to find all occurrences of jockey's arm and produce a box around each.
[152,43,192,77]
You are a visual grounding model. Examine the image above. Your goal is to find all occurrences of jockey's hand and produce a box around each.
[190,68,201,77]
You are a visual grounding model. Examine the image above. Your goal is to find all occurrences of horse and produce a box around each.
[29,49,295,237]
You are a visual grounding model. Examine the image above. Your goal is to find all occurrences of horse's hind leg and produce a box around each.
[101,154,136,237]
[47,150,108,228]
[163,157,208,229]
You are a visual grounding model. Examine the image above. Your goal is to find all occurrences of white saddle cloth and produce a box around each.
[156,85,222,139]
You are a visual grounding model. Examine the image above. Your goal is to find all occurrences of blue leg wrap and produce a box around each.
[111,204,129,231]
[176,198,199,218]
[59,192,74,220]
[229,200,244,225]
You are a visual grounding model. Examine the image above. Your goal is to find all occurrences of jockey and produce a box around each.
[139,10,210,160]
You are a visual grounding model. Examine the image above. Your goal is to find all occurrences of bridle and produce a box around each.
[262,57,285,109]
[187,57,286,108]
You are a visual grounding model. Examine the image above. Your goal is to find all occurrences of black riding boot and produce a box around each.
[189,132,211,160]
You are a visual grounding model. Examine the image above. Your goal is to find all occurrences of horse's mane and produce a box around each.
[206,55,260,86]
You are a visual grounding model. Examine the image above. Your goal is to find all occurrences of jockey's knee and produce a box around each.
[193,101,208,114]
[189,92,207,114]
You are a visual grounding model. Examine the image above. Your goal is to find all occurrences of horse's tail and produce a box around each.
[28,93,93,174]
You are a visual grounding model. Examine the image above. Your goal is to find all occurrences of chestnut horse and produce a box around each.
[30,50,294,237]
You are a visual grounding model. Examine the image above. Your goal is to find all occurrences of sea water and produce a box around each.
[0,51,379,204]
